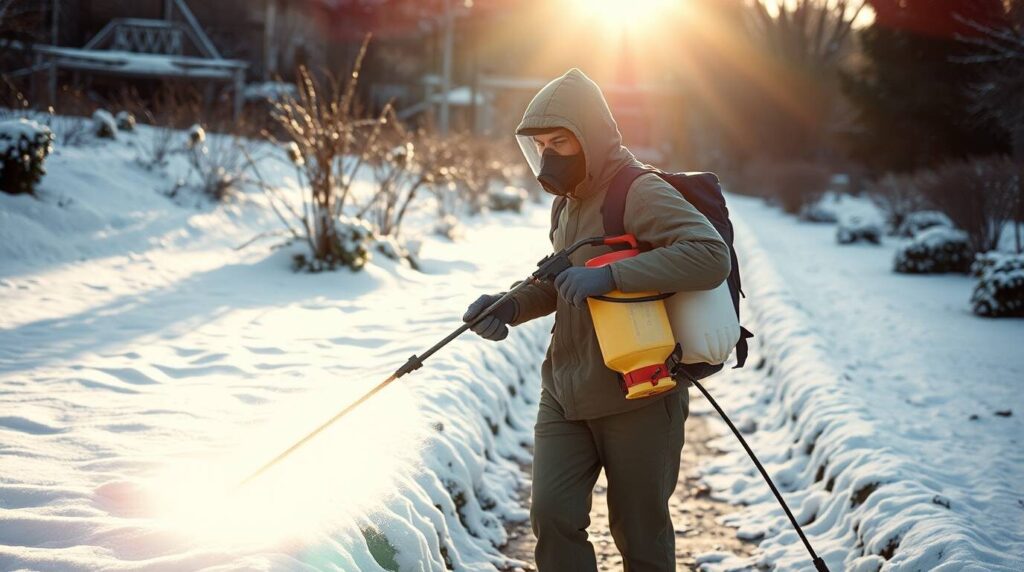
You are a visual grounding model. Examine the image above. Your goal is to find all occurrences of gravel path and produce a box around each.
[501,392,760,571]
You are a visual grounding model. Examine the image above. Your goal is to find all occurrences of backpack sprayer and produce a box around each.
[236,233,830,572]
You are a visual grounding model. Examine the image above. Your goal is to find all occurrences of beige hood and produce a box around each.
[515,68,640,199]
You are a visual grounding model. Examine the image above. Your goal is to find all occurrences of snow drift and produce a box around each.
[696,195,1024,571]
[0,125,552,571]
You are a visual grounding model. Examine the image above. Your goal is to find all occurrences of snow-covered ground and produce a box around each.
[698,193,1024,571]
[1,127,553,570]
[5,124,1023,572]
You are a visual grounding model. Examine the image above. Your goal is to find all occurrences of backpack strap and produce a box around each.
[604,164,656,241]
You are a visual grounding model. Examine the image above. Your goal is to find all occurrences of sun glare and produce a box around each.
[147,381,426,548]
[569,0,682,34]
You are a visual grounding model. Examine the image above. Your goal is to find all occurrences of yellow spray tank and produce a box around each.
[585,235,678,399]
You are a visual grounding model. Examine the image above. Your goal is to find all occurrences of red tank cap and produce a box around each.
[586,249,639,268]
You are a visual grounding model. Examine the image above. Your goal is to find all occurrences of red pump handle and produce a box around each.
[603,234,638,249]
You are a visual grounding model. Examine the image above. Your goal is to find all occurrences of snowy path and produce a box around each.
[499,408,761,571]
[697,194,1024,571]
[0,135,556,570]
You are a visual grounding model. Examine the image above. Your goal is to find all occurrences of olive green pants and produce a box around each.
[530,388,689,572]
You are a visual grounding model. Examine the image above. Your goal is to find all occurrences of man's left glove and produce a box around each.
[463,293,518,341]
[554,266,616,308]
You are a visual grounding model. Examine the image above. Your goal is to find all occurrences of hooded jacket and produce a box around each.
[510,68,731,420]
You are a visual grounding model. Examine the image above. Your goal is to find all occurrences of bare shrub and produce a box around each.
[133,87,201,170]
[917,156,1020,253]
[865,173,930,234]
[415,130,462,220]
[764,161,831,214]
[182,124,250,202]
[446,134,513,216]
[249,36,392,271]
[358,109,429,239]
[43,86,96,147]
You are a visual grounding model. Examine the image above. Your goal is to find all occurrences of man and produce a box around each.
[463,68,731,571]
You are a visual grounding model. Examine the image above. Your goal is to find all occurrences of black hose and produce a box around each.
[690,379,830,572]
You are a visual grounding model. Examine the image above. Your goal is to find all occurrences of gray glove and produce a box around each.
[463,293,518,341]
[554,266,616,308]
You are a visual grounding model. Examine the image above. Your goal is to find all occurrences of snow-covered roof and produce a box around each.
[428,86,485,106]
[33,45,246,80]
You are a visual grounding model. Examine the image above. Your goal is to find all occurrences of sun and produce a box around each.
[569,0,682,35]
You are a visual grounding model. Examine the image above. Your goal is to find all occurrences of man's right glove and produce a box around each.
[463,293,518,341]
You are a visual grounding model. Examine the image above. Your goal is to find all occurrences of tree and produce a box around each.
[840,0,1010,173]
[956,0,1024,162]
[742,0,866,162]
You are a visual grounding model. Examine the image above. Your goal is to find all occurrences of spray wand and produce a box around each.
[235,234,830,572]
[237,235,615,488]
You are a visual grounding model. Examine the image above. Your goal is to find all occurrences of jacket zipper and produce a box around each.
[563,198,586,418]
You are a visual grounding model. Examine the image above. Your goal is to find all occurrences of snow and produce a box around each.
[896,210,952,238]
[429,87,486,107]
[893,225,973,274]
[0,125,554,570]
[5,118,1023,571]
[696,193,1024,571]
[0,118,54,170]
[244,81,298,102]
[115,111,137,132]
[92,109,118,139]
[36,45,245,80]
[905,225,969,250]
[970,252,1024,317]
[187,123,206,148]
[487,186,528,213]
[836,212,882,245]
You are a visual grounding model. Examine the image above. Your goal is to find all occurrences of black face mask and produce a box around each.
[537,148,586,197]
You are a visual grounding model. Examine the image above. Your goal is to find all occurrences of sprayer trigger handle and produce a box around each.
[603,234,638,249]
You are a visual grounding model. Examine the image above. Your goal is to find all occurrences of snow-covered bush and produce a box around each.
[115,111,136,132]
[0,118,54,195]
[896,210,953,238]
[292,215,373,272]
[434,214,463,240]
[488,185,527,213]
[865,172,928,234]
[970,251,1011,277]
[92,109,118,139]
[187,124,205,148]
[373,235,421,270]
[798,198,839,223]
[894,226,973,274]
[971,253,1024,317]
[836,214,882,244]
